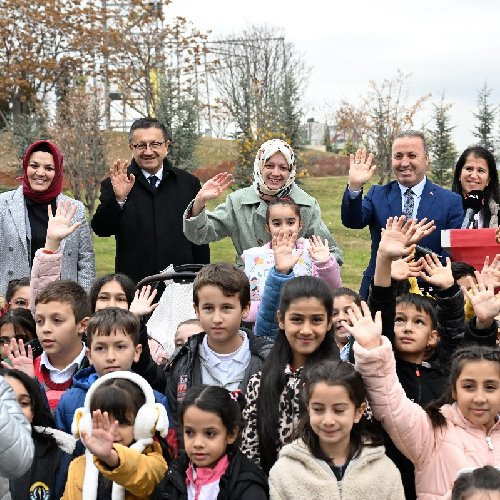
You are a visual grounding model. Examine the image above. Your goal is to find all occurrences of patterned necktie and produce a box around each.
[148,175,159,190]
[403,188,415,219]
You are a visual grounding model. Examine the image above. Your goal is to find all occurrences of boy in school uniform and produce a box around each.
[55,307,176,450]
[32,280,90,410]
[165,262,274,441]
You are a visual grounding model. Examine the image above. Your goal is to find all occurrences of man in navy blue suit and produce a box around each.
[341,130,464,298]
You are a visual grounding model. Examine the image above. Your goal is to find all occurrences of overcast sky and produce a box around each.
[167,0,500,150]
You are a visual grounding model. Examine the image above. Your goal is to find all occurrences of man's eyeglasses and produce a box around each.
[131,141,166,151]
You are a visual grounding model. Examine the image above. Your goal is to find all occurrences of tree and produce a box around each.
[473,83,496,153]
[10,104,50,170]
[0,0,100,127]
[363,72,430,184]
[51,87,107,218]
[210,26,307,185]
[103,1,207,119]
[334,72,429,184]
[156,71,199,171]
[428,94,457,187]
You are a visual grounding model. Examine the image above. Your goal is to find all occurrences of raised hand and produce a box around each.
[391,255,424,281]
[461,272,500,328]
[348,148,376,191]
[378,216,416,260]
[341,301,382,350]
[45,200,83,251]
[1,339,34,378]
[481,254,500,288]
[129,285,158,316]
[81,410,119,467]
[191,172,234,216]
[419,254,454,290]
[308,235,330,264]
[273,230,302,275]
[110,160,135,203]
[405,218,436,246]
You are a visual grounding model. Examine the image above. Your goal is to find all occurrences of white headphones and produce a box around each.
[71,371,169,500]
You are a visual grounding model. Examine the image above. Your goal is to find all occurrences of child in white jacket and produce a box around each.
[269,359,404,499]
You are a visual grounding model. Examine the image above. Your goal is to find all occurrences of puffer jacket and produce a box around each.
[30,247,62,313]
[54,366,177,454]
[0,375,34,500]
[165,330,274,445]
[269,438,404,500]
[152,450,269,500]
[243,238,342,322]
[254,267,294,339]
[354,337,500,499]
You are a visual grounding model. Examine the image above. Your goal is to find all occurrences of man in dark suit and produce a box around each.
[341,130,464,298]
[91,117,209,284]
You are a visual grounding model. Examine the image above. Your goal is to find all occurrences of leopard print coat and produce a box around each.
[241,365,302,468]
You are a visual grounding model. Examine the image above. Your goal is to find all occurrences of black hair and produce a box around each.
[452,466,500,500]
[30,143,53,155]
[0,368,57,449]
[5,277,30,304]
[86,307,140,346]
[0,308,36,342]
[35,280,90,322]
[452,146,500,227]
[257,275,340,473]
[179,385,245,454]
[297,360,382,462]
[426,345,500,428]
[332,287,362,308]
[128,117,172,144]
[89,274,136,314]
[396,292,437,329]
[451,261,477,283]
[193,262,250,309]
[90,378,145,425]
[90,377,174,468]
[265,197,301,223]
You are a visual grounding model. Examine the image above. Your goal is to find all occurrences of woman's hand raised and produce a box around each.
[45,200,83,251]
[191,173,234,217]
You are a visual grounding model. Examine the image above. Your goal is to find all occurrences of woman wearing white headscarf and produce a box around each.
[183,139,343,266]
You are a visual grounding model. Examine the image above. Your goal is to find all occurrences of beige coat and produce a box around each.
[269,439,404,500]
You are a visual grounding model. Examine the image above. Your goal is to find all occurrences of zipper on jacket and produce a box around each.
[415,366,421,403]
[486,436,493,450]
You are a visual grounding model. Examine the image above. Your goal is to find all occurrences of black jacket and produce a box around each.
[152,450,269,500]
[163,330,274,447]
[91,158,209,284]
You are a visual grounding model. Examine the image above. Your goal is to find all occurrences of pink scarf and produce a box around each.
[186,454,229,500]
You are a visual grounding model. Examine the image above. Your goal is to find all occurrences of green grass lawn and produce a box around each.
[94,176,373,291]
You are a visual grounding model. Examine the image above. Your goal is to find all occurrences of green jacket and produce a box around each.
[183,184,343,267]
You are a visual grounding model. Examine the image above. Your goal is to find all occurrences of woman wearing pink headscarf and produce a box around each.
[183,138,343,267]
[0,140,95,295]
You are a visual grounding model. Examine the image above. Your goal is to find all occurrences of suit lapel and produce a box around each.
[8,188,28,254]
[387,182,402,217]
[416,179,437,219]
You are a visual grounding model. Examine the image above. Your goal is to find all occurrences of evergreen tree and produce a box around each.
[156,72,199,171]
[429,94,457,187]
[473,83,496,153]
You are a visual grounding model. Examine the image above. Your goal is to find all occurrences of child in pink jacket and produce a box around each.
[242,197,341,322]
[344,301,500,500]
